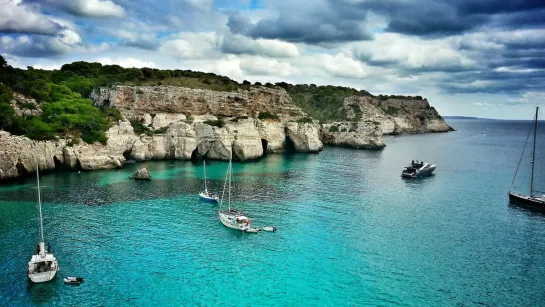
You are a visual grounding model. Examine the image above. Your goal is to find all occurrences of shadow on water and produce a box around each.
[402,174,436,187]
[508,202,545,219]
[27,281,60,305]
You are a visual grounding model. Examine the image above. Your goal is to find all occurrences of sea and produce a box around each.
[1,118,544,306]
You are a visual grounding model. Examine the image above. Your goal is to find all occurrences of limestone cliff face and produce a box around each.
[0,131,64,180]
[0,86,452,180]
[91,85,304,120]
[321,122,385,149]
[339,95,452,135]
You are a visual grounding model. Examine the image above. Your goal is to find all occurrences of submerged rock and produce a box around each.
[130,168,152,180]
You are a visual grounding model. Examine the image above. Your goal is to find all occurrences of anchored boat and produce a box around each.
[27,162,59,283]
[199,160,219,202]
[509,107,545,211]
[218,159,258,233]
[401,160,436,178]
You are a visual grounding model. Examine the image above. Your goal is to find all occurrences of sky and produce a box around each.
[0,0,544,119]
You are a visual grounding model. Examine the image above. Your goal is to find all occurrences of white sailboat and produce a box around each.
[199,160,219,202]
[27,163,59,283]
[218,159,258,233]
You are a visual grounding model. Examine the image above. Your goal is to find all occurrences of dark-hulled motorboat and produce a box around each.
[401,160,436,178]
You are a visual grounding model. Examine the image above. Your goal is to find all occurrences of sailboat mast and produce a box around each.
[203,160,207,191]
[36,163,44,243]
[228,160,231,211]
[530,107,539,196]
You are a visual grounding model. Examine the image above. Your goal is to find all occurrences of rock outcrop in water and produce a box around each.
[130,168,152,180]
[0,84,453,181]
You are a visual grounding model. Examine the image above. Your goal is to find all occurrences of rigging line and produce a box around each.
[220,161,229,210]
[510,115,535,189]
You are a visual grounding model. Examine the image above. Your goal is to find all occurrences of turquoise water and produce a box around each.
[1,119,545,306]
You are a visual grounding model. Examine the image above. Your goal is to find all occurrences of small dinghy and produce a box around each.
[64,277,84,285]
[261,227,277,232]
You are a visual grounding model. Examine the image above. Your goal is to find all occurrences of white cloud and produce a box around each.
[159,32,219,59]
[0,0,63,35]
[508,91,545,105]
[184,0,214,11]
[353,33,475,71]
[220,34,300,58]
[53,0,125,18]
[315,52,368,79]
[239,56,299,76]
[96,57,156,68]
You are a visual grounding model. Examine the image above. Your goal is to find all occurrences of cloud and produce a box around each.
[0,29,82,57]
[239,56,299,77]
[353,33,475,72]
[184,0,214,11]
[227,3,372,44]
[52,0,125,18]
[159,32,219,59]
[96,57,155,68]
[219,34,299,58]
[0,0,64,35]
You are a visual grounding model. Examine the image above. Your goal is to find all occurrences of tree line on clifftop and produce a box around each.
[0,55,428,143]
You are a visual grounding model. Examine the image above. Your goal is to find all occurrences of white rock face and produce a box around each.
[0,134,65,180]
[286,122,323,152]
[321,122,385,149]
[151,113,186,130]
[227,119,263,161]
[258,120,285,152]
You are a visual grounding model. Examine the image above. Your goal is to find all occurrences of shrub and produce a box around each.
[328,125,339,132]
[296,117,313,124]
[129,118,151,135]
[258,111,279,120]
[154,126,169,134]
[203,119,224,128]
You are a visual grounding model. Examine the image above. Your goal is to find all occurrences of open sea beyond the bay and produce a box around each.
[1,118,545,306]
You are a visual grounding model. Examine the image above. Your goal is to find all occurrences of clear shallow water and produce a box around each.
[1,119,545,306]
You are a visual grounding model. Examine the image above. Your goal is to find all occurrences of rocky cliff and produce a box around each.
[0,85,452,181]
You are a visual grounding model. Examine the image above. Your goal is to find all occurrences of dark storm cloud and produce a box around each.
[227,8,372,44]
[228,0,545,44]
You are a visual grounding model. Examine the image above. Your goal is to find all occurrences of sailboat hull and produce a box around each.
[509,193,545,212]
[28,270,58,283]
[199,193,218,202]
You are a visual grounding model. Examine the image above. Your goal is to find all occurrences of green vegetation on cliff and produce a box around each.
[0,56,121,143]
[0,56,439,142]
[274,83,373,122]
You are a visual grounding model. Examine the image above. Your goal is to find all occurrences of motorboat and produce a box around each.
[64,277,84,285]
[27,163,59,283]
[509,107,545,212]
[401,160,436,178]
[199,160,219,202]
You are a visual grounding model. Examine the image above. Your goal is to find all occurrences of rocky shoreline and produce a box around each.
[0,85,453,181]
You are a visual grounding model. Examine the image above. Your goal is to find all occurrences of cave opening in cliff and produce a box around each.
[15,159,29,177]
[191,148,203,161]
[284,136,296,154]
[123,149,132,161]
[53,156,62,170]
[76,159,83,171]
[261,139,268,156]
